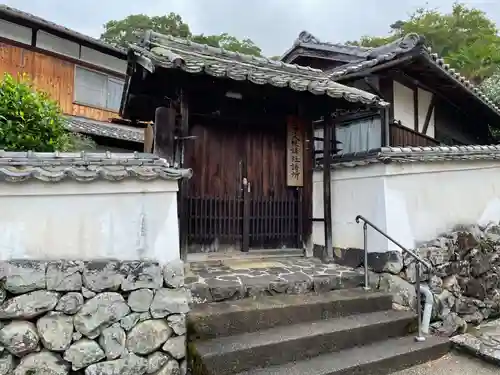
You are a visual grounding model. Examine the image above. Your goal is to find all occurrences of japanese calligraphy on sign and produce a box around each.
[286,118,304,187]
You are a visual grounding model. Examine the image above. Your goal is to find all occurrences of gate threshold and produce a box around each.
[186,248,304,264]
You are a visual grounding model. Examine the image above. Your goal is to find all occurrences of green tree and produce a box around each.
[192,33,261,56]
[347,3,500,83]
[0,73,95,152]
[100,14,262,56]
[100,13,191,49]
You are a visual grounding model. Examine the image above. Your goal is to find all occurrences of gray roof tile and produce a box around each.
[0,151,192,183]
[285,31,372,59]
[129,31,390,108]
[284,31,500,119]
[327,33,500,116]
[329,145,500,169]
[65,116,144,143]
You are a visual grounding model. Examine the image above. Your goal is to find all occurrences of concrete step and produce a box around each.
[236,335,450,375]
[188,288,393,340]
[191,310,416,375]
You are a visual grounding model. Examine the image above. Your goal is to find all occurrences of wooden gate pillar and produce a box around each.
[323,115,334,260]
[154,106,176,165]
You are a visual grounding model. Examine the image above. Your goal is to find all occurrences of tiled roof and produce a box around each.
[65,116,144,143]
[282,31,500,119]
[0,151,192,183]
[328,34,425,78]
[329,145,500,169]
[327,33,500,116]
[0,5,126,55]
[285,30,372,59]
[128,30,390,108]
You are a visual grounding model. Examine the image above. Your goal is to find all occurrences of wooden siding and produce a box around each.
[0,42,119,122]
[183,114,305,251]
[185,115,303,199]
[390,122,439,147]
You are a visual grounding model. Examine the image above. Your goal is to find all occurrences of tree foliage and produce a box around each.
[0,73,95,152]
[191,33,261,56]
[347,2,500,83]
[100,13,262,56]
[480,70,500,105]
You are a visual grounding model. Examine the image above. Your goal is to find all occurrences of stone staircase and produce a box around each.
[187,289,450,375]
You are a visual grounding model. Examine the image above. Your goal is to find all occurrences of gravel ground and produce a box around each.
[393,351,499,375]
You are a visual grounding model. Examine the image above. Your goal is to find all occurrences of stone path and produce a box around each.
[184,257,365,304]
[452,319,500,365]
[393,352,500,374]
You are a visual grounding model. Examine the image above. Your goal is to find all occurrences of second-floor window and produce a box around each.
[74,66,124,112]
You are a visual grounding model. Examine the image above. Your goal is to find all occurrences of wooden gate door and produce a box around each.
[182,116,302,253]
[240,117,302,251]
[182,117,245,253]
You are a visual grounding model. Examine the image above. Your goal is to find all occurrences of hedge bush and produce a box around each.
[0,73,95,151]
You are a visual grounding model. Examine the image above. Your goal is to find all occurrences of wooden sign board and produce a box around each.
[286,117,304,187]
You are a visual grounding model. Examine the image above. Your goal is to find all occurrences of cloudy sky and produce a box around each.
[4,0,500,56]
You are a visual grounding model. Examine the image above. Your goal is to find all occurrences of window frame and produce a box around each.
[73,65,125,113]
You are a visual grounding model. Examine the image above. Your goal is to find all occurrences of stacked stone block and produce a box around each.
[0,259,188,375]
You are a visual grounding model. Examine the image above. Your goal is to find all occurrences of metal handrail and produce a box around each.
[355,214,432,342]
[355,215,432,269]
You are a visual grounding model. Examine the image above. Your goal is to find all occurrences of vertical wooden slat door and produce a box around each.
[183,117,246,252]
[182,116,303,253]
[244,117,301,250]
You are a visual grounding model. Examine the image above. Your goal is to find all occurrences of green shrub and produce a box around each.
[0,73,95,151]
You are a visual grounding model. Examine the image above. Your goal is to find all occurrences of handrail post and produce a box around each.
[414,262,425,342]
[356,214,430,343]
[363,222,369,291]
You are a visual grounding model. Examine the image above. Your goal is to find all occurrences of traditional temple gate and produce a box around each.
[182,116,304,253]
[118,30,389,259]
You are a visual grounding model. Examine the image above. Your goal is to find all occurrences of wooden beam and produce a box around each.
[323,115,333,260]
[178,90,190,166]
[413,88,419,132]
[153,106,176,165]
[178,90,190,261]
[143,125,154,153]
[363,77,384,98]
[422,95,436,136]
[381,107,390,146]
[378,75,394,122]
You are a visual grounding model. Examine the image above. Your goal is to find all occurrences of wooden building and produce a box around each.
[120,31,389,259]
[281,31,500,158]
[0,5,144,152]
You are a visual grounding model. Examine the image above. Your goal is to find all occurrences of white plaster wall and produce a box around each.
[393,82,435,138]
[0,180,181,263]
[80,46,127,74]
[0,19,32,45]
[393,81,414,130]
[384,161,500,250]
[36,30,80,59]
[313,160,500,253]
[312,166,390,252]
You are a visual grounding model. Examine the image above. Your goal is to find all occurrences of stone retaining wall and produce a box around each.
[365,223,500,337]
[0,259,189,375]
